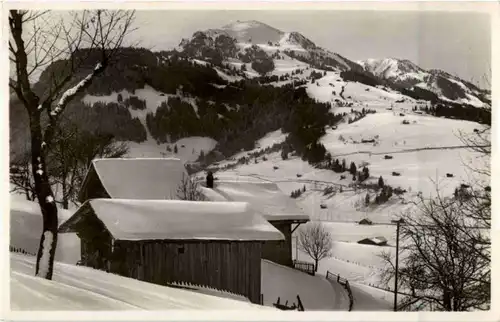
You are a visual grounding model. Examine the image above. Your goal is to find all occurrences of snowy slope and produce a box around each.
[126,136,217,163]
[358,58,425,83]
[349,282,392,311]
[207,108,488,295]
[82,84,218,163]
[10,254,272,310]
[359,58,489,107]
[10,195,81,265]
[305,70,417,110]
[261,259,348,310]
[319,112,486,197]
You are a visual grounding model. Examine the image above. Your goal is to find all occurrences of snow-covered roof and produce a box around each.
[358,236,387,245]
[81,158,188,200]
[59,199,285,241]
[200,181,309,222]
[371,237,387,244]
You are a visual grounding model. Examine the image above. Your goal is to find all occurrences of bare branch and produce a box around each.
[175,173,206,201]
[298,222,333,271]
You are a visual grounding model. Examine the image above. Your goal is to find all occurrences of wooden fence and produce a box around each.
[10,245,36,256]
[292,260,315,276]
[273,295,305,311]
[326,271,354,311]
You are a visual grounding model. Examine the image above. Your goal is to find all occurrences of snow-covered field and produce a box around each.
[210,107,487,300]
[305,72,415,109]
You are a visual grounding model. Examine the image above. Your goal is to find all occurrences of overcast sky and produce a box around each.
[130,10,491,88]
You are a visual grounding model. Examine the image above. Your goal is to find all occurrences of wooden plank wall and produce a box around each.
[262,221,293,267]
[111,240,263,304]
[77,206,114,271]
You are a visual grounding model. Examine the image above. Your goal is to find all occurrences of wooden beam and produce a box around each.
[291,223,303,234]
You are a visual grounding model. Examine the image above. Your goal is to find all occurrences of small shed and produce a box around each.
[199,180,309,267]
[78,158,188,203]
[58,198,284,304]
[357,236,388,246]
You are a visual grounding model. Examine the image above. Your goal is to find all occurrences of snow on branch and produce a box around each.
[50,67,99,117]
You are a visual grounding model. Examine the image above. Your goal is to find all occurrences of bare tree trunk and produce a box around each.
[9,9,136,280]
[29,112,58,279]
[61,176,69,210]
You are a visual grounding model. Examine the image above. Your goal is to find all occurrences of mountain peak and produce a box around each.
[359,57,425,82]
[221,20,281,32]
[206,20,284,44]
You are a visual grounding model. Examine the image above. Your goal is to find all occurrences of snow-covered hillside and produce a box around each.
[359,58,489,108]
[206,106,488,294]
[358,58,426,83]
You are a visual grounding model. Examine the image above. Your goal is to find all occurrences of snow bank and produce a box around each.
[10,254,272,310]
[59,199,285,241]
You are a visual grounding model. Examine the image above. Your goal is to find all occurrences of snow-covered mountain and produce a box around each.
[177,21,489,108]
[358,58,489,107]
[179,20,361,72]
[358,58,426,84]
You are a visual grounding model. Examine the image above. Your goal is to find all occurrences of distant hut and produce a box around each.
[357,236,388,246]
[58,199,284,304]
[200,180,309,267]
[358,218,373,225]
[78,158,188,203]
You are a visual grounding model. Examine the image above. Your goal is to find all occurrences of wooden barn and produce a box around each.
[357,236,388,246]
[78,158,188,203]
[199,179,309,267]
[58,199,284,304]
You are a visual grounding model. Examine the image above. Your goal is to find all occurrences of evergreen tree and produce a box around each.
[174,144,178,153]
[365,193,370,206]
[342,159,347,172]
[378,176,384,188]
[362,166,370,181]
[281,149,288,160]
[303,185,306,193]
[350,162,357,175]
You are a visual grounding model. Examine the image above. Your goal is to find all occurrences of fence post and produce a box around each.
[296,295,304,311]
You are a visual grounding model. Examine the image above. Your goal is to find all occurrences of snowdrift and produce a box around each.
[10,254,272,310]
